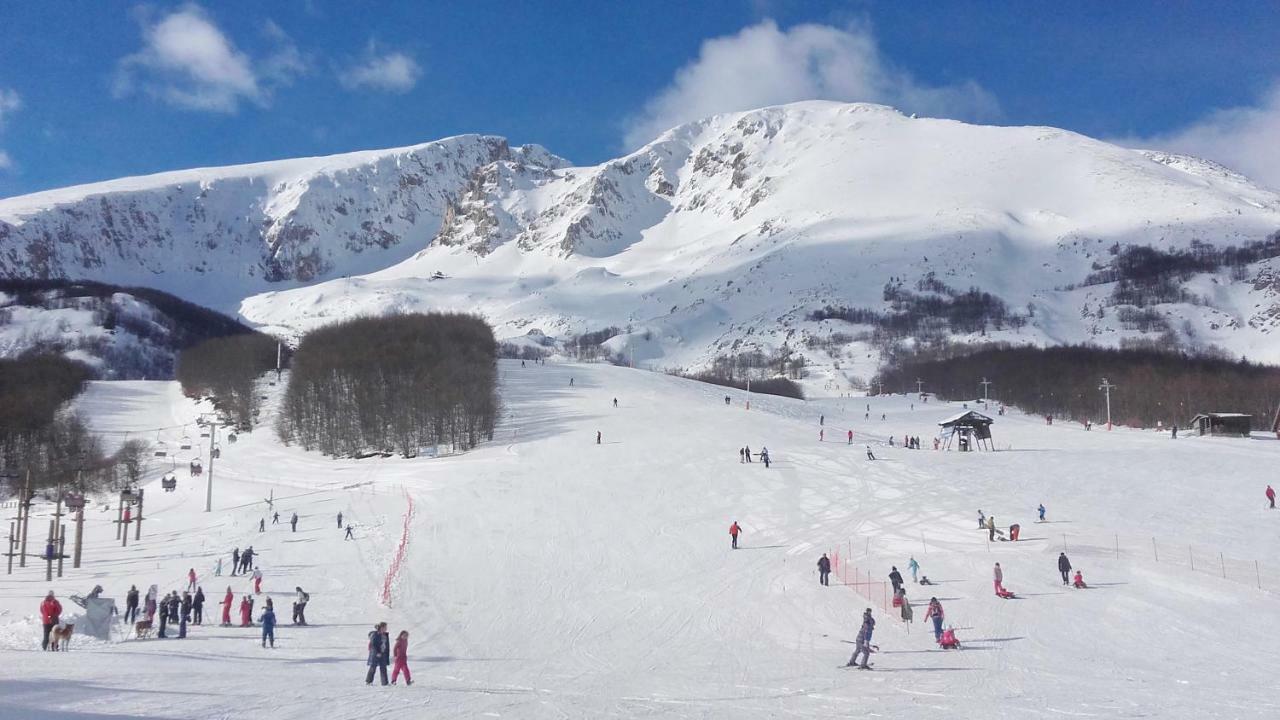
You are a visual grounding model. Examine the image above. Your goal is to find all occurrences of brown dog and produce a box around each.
[50,623,74,651]
[134,619,153,640]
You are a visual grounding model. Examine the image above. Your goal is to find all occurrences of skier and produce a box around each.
[744,445,752,463]
[570,377,574,386]
[987,515,996,542]
[193,587,205,625]
[366,622,391,685]
[977,510,985,529]
[819,429,824,442]
[156,595,168,639]
[596,431,601,445]
[847,429,853,444]
[1038,503,1046,522]
[907,556,920,583]
[924,597,945,641]
[899,589,913,623]
[125,585,140,624]
[168,591,179,624]
[1171,425,1178,439]
[258,518,265,532]
[1072,570,1088,589]
[290,513,298,532]
[181,591,192,623]
[240,596,252,627]
[1267,484,1276,509]
[613,398,618,408]
[729,521,742,549]
[215,557,222,577]
[1058,552,1072,585]
[820,414,824,426]
[260,599,276,648]
[231,548,240,576]
[888,566,904,594]
[993,562,1006,596]
[273,512,279,525]
[39,591,62,651]
[391,630,413,685]
[338,512,344,528]
[187,568,197,592]
[220,587,234,626]
[739,448,745,463]
[846,609,875,669]
[241,547,255,573]
[345,524,355,540]
[760,448,770,468]
[293,586,310,625]
[252,566,263,594]
[817,554,831,586]
[866,446,875,460]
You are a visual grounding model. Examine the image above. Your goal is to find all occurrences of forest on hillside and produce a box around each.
[278,313,499,457]
[878,344,1280,430]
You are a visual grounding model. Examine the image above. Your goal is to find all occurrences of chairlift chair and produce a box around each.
[179,429,193,450]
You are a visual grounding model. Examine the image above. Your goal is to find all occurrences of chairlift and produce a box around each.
[227,433,238,444]
[179,429,193,450]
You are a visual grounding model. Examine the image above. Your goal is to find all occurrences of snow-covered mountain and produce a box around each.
[4,101,1280,381]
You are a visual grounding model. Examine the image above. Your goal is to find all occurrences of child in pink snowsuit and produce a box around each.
[391,630,412,685]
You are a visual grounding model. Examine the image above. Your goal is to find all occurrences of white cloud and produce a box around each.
[0,88,19,173]
[0,150,12,171]
[115,5,304,113]
[623,20,999,149]
[338,47,421,94]
[1121,83,1280,191]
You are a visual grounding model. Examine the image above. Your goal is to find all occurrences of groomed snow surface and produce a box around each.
[2,361,1278,719]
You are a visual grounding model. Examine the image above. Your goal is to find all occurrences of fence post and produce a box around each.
[1063,533,1068,552]
[1152,537,1158,562]
[1257,560,1262,590]
[1219,552,1226,579]
[1189,546,1194,572]
[1114,534,1119,560]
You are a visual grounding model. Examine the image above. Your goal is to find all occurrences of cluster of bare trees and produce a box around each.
[880,343,1280,429]
[277,313,499,457]
[176,334,281,430]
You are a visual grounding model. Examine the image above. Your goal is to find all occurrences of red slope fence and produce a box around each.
[381,488,416,607]
[828,549,892,613]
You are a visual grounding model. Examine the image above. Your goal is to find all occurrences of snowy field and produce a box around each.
[1,360,1278,719]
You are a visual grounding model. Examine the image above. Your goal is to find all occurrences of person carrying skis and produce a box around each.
[221,586,234,626]
[252,566,263,594]
[1267,484,1276,509]
[193,587,205,625]
[993,562,1005,595]
[366,622,391,685]
[729,521,742,549]
[293,586,310,625]
[817,554,831,586]
[846,609,875,669]
[888,566,904,594]
[1058,552,1072,585]
[391,630,412,685]
[125,585,140,624]
[907,556,920,583]
[290,513,298,532]
[924,597,945,641]
[39,591,62,651]
[1038,503,1046,522]
[260,599,277,648]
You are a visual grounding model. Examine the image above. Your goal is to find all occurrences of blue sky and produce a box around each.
[2,1,1279,197]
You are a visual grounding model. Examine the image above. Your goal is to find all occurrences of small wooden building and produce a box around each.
[938,410,995,451]
[1189,412,1252,437]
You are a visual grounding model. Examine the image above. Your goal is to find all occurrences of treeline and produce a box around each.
[278,313,499,457]
[675,371,805,400]
[176,333,282,430]
[0,354,107,494]
[879,343,1280,429]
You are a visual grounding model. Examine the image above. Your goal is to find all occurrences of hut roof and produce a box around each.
[938,410,994,427]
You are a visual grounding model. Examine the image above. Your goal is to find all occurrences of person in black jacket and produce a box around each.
[889,566,904,594]
[181,591,193,623]
[366,622,391,685]
[817,554,831,586]
[1058,552,1072,585]
[124,585,140,624]
[193,587,205,625]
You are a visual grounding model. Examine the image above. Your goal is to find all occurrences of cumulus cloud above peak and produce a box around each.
[338,45,421,94]
[622,20,1000,149]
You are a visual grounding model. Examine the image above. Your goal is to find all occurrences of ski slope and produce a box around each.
[2,361,1278,719]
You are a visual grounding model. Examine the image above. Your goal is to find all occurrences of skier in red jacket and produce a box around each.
[220,587,234,625]
[40,591,62,651]
[729,521,741,549]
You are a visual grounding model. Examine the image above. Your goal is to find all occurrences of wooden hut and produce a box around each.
[1190,413,1251,437]
[938,410,995,451]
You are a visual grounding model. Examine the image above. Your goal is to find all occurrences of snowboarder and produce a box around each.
[338,512,344,528]
[729,521,741,549]
[39,591,62,651]
[252,566,263,594]
[1267,484,1276,509]
[846,609,875,668]
[1038,503,1046,522]
[1058,552,1072,585]
[889,566,904,594]
[907,556,920,583]
[220,587,234,626]
[817,554,831,586]
[1072,570,1088,589]
[260,599,276,648]
[293,586,310,625]
[924,597,945,641]
[865,446,875,461]
[366,622,391,685]
[125,585,139,624]
[345,524,355,540]
[290,513,298,532]
[391,630,412,685]
[993,562,1005,596]
[193,587,205,625]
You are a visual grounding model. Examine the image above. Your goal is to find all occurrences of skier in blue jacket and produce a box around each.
[260,599,277,648]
